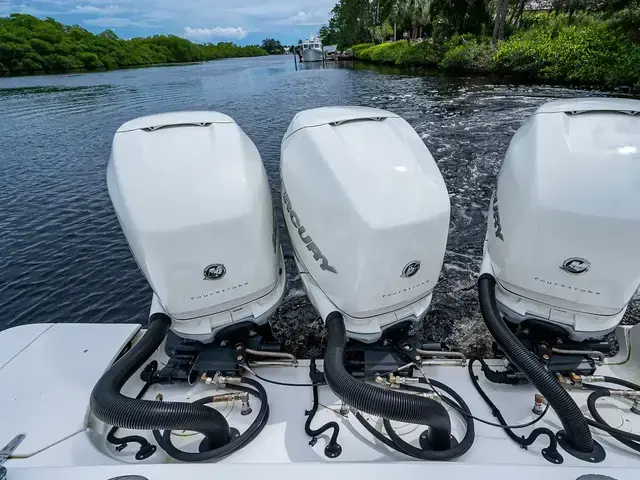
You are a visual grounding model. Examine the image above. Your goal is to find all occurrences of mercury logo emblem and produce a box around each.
[402,261,421,278]
[203,264,226,280]
[560,258,590,275]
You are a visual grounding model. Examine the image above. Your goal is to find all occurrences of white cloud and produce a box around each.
[6,0,336,38]
[5,2,55,16]
[182,26,247,42]
[286,10,327,26]
[75,4,122,14]
[83,16,152,28]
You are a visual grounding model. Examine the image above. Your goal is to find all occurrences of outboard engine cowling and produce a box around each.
[108,111,286,341]
[482,98,640,340]
[281,107,450,342]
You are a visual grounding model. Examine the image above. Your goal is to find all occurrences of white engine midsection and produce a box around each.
[482,98,640,340]
[153,249,287,342]
[481,248,624,341]
[294,253,433,343]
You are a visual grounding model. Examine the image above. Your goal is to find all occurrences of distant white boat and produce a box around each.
[301,36,322,62]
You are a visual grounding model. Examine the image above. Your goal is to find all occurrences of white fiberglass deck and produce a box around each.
[1,323,640,479]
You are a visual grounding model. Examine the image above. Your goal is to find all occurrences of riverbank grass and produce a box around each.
[352,12,640,86]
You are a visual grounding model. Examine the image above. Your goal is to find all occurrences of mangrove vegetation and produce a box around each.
[320,0,640,86]
[0,14,267,75]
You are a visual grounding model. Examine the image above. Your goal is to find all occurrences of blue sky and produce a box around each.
[0,0,335,45]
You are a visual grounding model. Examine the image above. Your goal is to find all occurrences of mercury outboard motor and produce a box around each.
[281,106,450,343]
[280,108,476,461]
[477,98,640,463]
[92,112,279,463]
[107,111,286,341]
[482,98,640,342]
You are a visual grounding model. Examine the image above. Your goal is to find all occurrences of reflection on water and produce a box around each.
[0,85,103,96]
[0,55,635,356]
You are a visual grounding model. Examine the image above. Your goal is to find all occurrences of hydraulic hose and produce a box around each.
[354,378,475,460]
[478,274,594,455]
[90,313,231,446]
[587,389,640,452]
[387,379,475,460]
[152,378,270,461]
[323,312,452,451]
[597,376,640,391]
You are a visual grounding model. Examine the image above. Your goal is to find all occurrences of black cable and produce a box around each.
[248,369,325,387]
[467,358,562,463]
[245,358,414,388]
[107,361,158,461]
[302,359,341,457]
[463,360,550,429]
[408,381,550,431]
[153,378,269,461]
[305,383,342,457]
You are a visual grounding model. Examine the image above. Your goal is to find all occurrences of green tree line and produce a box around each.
[261,38,285,54]
[0,14,267,75]
[320,0,640,86]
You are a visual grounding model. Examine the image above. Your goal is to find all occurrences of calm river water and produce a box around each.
[0,55,634,356]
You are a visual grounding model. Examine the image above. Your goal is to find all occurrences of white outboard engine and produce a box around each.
[108,111,286,342]
[482,98,640,341]
[281,107,450,343]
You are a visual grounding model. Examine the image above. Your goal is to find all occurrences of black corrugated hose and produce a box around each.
[152,378,270,462]
[352,378,475,460]
[106,361,159,460]
[91,313,232,451]
[323,311,455,453]
[478,274,595,454]
[384,379,476,460]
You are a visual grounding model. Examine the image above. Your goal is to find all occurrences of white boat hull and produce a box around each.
[2,322,640,478]
[302,48,322,62]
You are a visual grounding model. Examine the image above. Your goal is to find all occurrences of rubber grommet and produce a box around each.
[419,431,459,450]
[135,444,157,461]
[556,431,606,463]
[541,447,564,464]
[324,442,342,458]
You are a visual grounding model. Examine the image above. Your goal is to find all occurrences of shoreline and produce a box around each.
[347,12,640,90]
[0,14,268,78]
[0,58,265,79]
[350,57,640,94]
